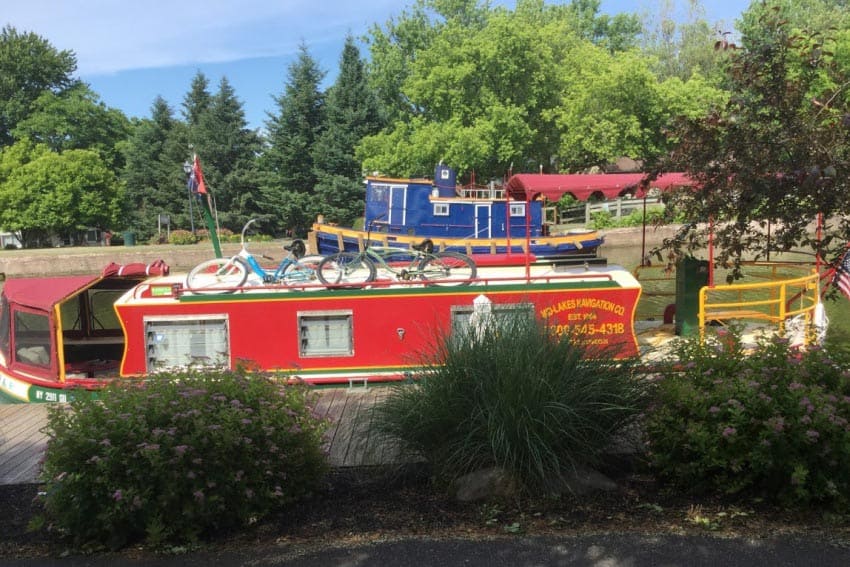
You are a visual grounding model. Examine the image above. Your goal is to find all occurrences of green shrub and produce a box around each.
[39,368,329,549]
[167,229,198,245]
[196,228,236,242]
[590,210,615,229]
[621,206,666,227]
[371,313,648,493]
[645,327,850,507]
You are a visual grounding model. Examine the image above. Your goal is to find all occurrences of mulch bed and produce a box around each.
[2,462,848,560]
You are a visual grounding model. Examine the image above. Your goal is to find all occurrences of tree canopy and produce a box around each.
[0,140,121,246]
[0,25,78,147]
[660,1,850,273]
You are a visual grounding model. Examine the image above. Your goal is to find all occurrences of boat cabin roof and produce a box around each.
[3,275,101,312]
[504,172,693,202]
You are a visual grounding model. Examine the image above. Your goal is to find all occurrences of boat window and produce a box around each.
[144,316,229,372]
[509,203,526,217]
[14,310,51,368]
[89,289,124,334]
[451,303,534,336]
[369,184,391,203]
[298,311,353,357]
[60,289,125,339]
[59,295,83,333]
[433,203,450,216]
[0,296,10,361]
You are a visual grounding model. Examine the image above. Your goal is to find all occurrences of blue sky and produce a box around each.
[4,1,745,130]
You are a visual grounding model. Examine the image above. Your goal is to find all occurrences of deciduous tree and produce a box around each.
[660,3,850,275]
[0,26,77,147]
[0,141,121,246]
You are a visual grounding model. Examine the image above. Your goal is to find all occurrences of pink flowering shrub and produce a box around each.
[167,229,198,245]
[645,327,850,507]
[39,368,328,549]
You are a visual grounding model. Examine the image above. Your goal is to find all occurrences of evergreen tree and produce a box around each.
[122,96,191,240]
[182,71,212,128]
[193,77,262,231]
[314,36,384,181]
[0,26,78,147]
[312,36,384,226]
[260,43,325,234]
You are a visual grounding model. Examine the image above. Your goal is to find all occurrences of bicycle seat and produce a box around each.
[412,239,434,254]
[285,239,307,259]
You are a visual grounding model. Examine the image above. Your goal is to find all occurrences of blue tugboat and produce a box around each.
[309,164,605,260]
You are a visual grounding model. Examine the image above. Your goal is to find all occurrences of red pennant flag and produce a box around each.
[191,154,208,195]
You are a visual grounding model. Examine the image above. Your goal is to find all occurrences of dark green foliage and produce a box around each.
[371,313,648,492]
[190,77,263,231]
[121,97,191,238]
[313,175,366,229]
[645,328,850,507]
[259,44,326,234]
[311,36,384,225]
[181,71,212,127]
[12,83,131,172]
[0,25,78,147]
[312,35,384,182]
[38,368,329,549]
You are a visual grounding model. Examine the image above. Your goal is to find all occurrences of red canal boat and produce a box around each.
[0,260,641,403]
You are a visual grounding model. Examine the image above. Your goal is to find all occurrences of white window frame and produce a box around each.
[509,203,526,217]
[298,310,354,357]
[433,202,450,216]
[144,315,230,372]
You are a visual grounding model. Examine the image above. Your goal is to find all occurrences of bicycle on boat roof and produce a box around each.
[315,217,477,286]
[185,219,324,293]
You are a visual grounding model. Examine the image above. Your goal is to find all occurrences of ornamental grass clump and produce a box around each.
[645,327,850,508]
[38,368,329,549]
[371,312,648,493]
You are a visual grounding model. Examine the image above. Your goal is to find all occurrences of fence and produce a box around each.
[545,196,664,226]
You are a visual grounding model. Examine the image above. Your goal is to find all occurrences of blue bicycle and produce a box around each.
[185,219,322,292]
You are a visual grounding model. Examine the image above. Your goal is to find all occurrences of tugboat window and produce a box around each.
[433,203,450,216]
[509,203,526,217]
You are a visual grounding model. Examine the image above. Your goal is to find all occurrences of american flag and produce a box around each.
[834,249,850,300]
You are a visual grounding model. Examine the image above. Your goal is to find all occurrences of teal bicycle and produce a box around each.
[315,219,476,287]
[185,219,323,293]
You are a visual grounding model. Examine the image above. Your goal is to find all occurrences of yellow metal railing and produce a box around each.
[698,268,820,344]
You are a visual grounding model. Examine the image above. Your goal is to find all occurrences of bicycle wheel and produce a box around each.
[185,257,248,293]
[281,258,321,286]
[316,252,376,286]
[418,252,477,286]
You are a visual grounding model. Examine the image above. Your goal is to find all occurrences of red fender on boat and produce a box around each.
[101,259,170,277]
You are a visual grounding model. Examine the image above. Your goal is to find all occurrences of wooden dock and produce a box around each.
[0,388,400,485]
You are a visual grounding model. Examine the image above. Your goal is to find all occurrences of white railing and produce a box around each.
[545,197,664,226]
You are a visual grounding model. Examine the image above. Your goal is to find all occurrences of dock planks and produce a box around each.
[0,387,402,486]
